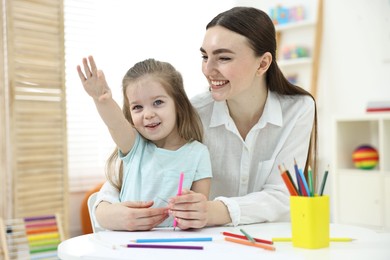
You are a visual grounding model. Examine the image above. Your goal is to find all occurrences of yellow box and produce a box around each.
[290,195,329,249]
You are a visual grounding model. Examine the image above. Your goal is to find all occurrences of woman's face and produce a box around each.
[200,26,263,102]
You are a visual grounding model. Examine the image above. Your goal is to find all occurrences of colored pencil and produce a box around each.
[224,237,275,251]
[329,237,354,242]
[239,229,255,242]
[272,237,354,242]
[308,166,314,196]
[133,237,212,243]
[278,165,298,196]
[298,168,310,196]
[281,172,298,196]
[222,232,273,245]
[283,164,300,196]
[293,158,303,195]
[123,244,204,250]
[319,167,329,196]
[173,172,184,230]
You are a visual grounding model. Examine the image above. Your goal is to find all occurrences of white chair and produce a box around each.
[87,192,101,233]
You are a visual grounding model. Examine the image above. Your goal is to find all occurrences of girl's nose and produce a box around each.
[144,108,156,119]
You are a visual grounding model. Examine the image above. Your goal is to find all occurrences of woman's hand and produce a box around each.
[76,55,112,102]
[168,190,209,229]
[95,201,169,231]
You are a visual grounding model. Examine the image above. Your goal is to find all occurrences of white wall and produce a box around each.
[68,0,390,236]
[91,0,235,100]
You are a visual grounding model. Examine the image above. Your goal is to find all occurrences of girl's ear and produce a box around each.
[257,52,272,76]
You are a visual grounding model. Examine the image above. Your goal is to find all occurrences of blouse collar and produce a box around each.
[209,91,283,129]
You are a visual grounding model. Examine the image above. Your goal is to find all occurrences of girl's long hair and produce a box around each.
[106,59,203,190]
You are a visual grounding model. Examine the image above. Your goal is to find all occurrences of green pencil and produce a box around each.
[308,166,314,196]
[239,229,255,243]
[319,168,329,196]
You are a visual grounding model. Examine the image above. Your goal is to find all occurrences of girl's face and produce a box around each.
[126,76,179,148]
[200,26,263,101]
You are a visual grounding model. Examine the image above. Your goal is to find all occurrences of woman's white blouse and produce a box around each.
[95,90,315,226]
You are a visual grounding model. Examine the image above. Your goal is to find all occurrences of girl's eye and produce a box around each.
[154,100,163,106]
[131,105,142,111]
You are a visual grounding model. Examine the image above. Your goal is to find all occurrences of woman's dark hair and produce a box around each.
[207,7,318,178]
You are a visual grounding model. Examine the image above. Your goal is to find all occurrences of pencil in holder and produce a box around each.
[290,195,329,249]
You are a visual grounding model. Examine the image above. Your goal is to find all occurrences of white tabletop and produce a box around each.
[58,222,390,260]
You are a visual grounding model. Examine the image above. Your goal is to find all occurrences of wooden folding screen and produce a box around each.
[0,0,69,242]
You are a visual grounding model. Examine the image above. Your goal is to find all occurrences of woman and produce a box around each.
[93,6,317,231]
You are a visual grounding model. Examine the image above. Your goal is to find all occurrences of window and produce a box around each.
[64,0,112,192]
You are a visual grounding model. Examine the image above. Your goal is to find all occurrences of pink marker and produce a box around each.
[173,172,184,230]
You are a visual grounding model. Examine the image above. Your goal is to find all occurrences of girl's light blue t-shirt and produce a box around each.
[119,133,212,227]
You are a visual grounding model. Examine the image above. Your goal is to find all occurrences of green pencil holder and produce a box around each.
[290,195,330,249]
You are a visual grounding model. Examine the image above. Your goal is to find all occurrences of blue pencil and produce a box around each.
[298,168,311,197]
[133,237,213,243]
[293,158,303,195]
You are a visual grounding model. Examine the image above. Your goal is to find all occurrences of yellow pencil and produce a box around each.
[272,237,292,242]
[330,237,354,242]
[272,237,354,242]
[225,237,276,251]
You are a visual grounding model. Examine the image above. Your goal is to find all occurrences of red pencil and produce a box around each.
[222,232,273,245]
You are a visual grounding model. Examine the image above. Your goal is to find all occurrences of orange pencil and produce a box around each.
[281,172,298,196]
[224,236,275,251]
[278,165,298,196]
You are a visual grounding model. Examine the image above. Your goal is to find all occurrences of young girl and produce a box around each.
[77,56,212,229]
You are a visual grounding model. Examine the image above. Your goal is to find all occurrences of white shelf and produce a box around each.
[275,19,316,31]
[274,0,322,98]
[278,57,312,67]
[332,113,390,231]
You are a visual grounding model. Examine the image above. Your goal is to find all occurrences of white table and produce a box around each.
[58,222,390,260]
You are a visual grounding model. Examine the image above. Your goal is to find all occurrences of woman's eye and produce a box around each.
[219,56,231,61]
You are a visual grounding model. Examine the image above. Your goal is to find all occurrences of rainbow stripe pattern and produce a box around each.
[24,215,62,259]
[352,145,379,170]
[0,214,63,260]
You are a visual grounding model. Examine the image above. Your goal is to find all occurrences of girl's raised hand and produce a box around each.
[76,55,112,101]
